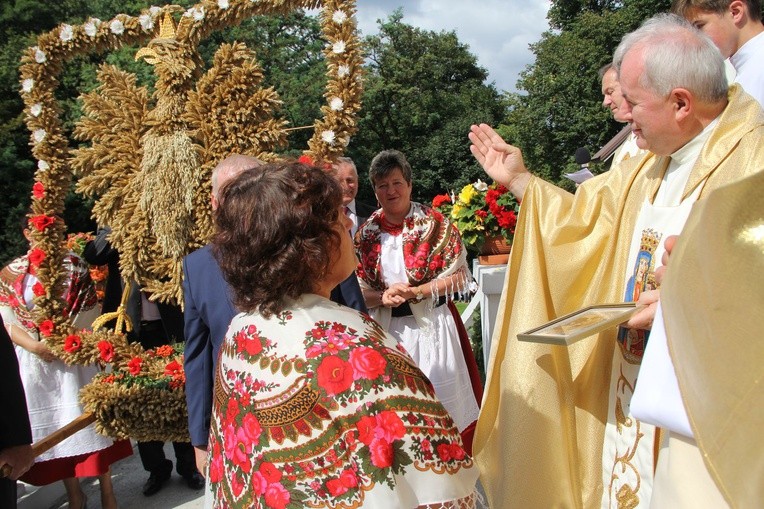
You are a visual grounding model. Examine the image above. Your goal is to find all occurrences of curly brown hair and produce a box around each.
[212,161,343,317]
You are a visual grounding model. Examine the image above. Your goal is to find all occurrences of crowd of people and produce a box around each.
[1,2,763,508]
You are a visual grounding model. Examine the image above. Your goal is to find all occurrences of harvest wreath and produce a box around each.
[18,0,363,441]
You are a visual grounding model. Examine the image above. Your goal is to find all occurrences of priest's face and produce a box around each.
[618,48,683,156]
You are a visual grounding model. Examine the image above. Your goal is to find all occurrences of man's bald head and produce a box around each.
[211,154,263,210]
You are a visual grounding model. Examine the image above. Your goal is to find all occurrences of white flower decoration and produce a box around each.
[332,10,348,24]
[185,7,205,20]
[332,41,346,54]
[110,19,125,35]
[60,24,74,42]
[21,78,34,93]
[149,6,161,16]
[321,130,336,144]
[85,18,101,37]
[337,64,350,77]
[473,179,489,192]
[218,0,230,9]
[33,47,46,63]
[329,97,344,111]
[33,129,47,143]
[139,14,154,31]
[38,160,50,171]
[30,104,42,117]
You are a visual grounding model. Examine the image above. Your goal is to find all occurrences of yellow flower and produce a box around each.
[451,203,463,217]
[458,183,477,204]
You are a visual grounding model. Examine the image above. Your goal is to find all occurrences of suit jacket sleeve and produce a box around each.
[182,256,213,447]
[332,273,368,314]
[0,316,32,450]
[82,227,117,266]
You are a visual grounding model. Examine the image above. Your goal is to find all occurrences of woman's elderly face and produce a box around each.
[373,168,412,220]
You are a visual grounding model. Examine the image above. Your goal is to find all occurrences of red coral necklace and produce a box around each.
[379,213,404,236]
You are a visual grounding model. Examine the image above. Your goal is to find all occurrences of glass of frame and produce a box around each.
[517,303,639,346]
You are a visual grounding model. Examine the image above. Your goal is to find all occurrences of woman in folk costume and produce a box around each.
[355,150,483,453]
[0,221,131,509]
[206,161,478,508]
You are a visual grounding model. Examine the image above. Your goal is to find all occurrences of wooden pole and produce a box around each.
[1,412,96,478]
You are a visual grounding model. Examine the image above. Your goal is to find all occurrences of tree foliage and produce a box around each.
[502,0,670,188]
[350,10,505,204]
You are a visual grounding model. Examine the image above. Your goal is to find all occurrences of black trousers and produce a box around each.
[0,479,17,509]
[134,320,196,476]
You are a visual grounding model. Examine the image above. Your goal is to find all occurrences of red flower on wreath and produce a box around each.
[97,340,114,362]
[32,282,45,297]
[316,355,353,395]
[38,319,54,337]
[431,193,451,209]
[164,359,183,378]
[32,182,45,200]
[29,214,55,231]
[127,356,143,375]
[28,248,46,267]
[64,334,82,353]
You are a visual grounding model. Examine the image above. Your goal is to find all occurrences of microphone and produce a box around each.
[574,147,591,168]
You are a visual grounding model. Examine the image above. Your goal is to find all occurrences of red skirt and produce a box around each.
[20,439,133,486]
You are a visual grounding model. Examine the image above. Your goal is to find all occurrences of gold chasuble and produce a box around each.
[474,85,764,509]
[661,169,764,508]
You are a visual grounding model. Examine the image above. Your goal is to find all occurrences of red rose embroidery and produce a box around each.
[207,443,224,483]
[38,319,54,336]
[32,282,45,297]
[437,443,465,462]
[230,474,245,497]
[97,340,114,362]
[127,356,143,375]
[28,248,46,267]
[225,398,240,423]
[264,483,290,509]
[355,415,377,445]
[259,462,282,484]
[63,334,81,353]
[348,347,387,380]
[241,413,262,443]
[326,479,348,497]
[32,182,45,200]
[316,355,353,395]
[29,215,55,231]
[369,438,394,468]
[375,411,406,442]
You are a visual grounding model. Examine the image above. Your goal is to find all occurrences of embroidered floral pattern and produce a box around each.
[207,297,475,508]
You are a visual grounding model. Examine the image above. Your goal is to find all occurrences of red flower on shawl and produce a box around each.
[264,482,290,509]
[225,425,253,473]
[207,442,224,483]
[348,346,387,380]
[38,319,54,336]
[29,214,55,231]
[374,411,406,443]
[32,182,45,200]
[127,356,143,375]
[241,413,262,443]
[64,334,81,353]
[316,355,353,395]
[235,329,263,356]
[355,415,377,445]
[97,340,114,362]
[32,282,45,297]
[259,462,282,483]
[369,438,394,468]
[28,248,46,267]
[437,442,466,462]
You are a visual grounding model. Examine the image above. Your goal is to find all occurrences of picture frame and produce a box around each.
[517,303,640,346]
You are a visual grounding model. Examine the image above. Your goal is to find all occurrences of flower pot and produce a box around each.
[478,236,511,265]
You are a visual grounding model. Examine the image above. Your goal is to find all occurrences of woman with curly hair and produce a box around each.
[205,160,478,508]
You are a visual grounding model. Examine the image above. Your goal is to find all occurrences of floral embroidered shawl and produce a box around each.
[355,202,466,291]
[0,253,97,335]
[205,294,478,508]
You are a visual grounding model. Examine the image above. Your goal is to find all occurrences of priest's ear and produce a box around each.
[670,88,693,121]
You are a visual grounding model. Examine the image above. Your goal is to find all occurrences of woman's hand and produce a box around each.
[382,284,410,307]
[31,341,57,362]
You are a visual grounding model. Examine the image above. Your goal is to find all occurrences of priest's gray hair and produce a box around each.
[613,13,727,103]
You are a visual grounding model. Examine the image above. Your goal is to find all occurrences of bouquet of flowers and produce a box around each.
[432,180,520,253]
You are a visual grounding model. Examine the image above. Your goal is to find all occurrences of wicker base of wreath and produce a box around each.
[80,381,190,443]
[478,236,511,265]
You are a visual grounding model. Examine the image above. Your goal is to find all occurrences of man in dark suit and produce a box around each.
[0,316,34,509]
[331,157,374,312]
[183,154,262,475]
[84,230,203,496]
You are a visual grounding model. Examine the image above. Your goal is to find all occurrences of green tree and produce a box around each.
[501,0,670,188]
[350,10,506,203]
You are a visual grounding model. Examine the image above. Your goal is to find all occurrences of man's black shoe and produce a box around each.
[142,470,171,496]
[183,471,205,490]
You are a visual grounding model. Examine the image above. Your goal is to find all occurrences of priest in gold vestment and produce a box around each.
[467,14,764,509]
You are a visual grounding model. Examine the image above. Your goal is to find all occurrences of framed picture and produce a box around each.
[517,303,640,346]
